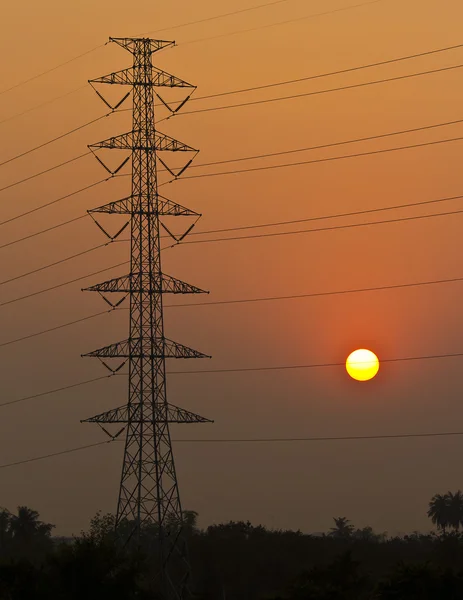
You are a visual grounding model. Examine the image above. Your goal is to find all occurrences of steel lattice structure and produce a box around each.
[81,37,212,599]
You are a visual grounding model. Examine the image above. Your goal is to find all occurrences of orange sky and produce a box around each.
[1,0,463,536]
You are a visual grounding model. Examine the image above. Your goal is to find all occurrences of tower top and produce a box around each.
[109,37,175,54]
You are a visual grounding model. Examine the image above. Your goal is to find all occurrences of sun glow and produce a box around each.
[346,349,379,382]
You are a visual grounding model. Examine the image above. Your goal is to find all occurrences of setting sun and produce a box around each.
[346,349,380,382]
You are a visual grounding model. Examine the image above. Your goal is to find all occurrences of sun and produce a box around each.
[346,349,379,382]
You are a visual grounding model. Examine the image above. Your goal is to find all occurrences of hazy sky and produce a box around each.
[1,0,463,536]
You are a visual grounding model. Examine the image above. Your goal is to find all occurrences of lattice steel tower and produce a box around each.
[81,37,212,599]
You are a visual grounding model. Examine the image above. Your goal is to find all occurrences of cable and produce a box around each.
[190,117,463,170]
[0,85,88,127]
[173,432,463,443]
[183,206,463,246]
[0,1,384,101]
[4,272,463,350]
[0,441,113,471]
[5,127,463,253]
[4,37,461,131]
[6,196,463,258]
[0,244,108,287]
[169,352,463,376]
[188,192,463,237]
[5,187,463,274]
[0,177,111,228]
[180,135,463,181]
[142,0,294,35]
[179,64,463,117]
[166,274,463,309]
[0,375,115,409]
[0,113,110,169]
[0,259,126,308]
[2,350,463,414]
[0,44,105,97]
[0,310,112,349]
[0,152,91,196]
[3,430,463,470]
[3,121,462,247]
[181,0,390,46]
[0,215,87,251]
[6,116,463,237]
[191,43,463,102]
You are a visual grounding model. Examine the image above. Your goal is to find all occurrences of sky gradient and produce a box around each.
[1,0,463,536]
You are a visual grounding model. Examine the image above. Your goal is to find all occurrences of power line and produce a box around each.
[188,192,463,237]
[190,117,463,171]
[1,120,460,236]
[142,0,294,35]
[0,215,87,251]
[0,440,113,471]
[191,43,463,103]
[0,113,110,169]
[0,2,382,127]
[181,0,390,46]
[5,190,463,286]
[3,272,463,350]
[5,124,463,252]
[169,352,463,376]
[5,37,462,134]
[0,244,108,287]
[167,274,463,309]
[0,1,385,102]
[172,432,463,443]
[0,259,126,308]
[0,310,112,349]
[0,152,91,196]
[5,190,463,258]
[0,177,111,228]
[2,430,463,471]
[0,44,105,97]
[0,375,116,409]
[0,85,88,128]
[3,351,463,413]
[183,206,463,246]
[179,64,463,117]
[180,135,463,181]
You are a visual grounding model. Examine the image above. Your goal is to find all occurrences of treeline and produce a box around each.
[2,495,463,598]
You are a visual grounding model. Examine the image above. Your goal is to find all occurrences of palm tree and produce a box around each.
[447,490,463,531]
[0,508,12,552]
[428,493,450,534]
[329,517,355,539]
[9,506,53,542]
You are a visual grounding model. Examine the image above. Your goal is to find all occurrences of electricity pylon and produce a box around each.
[80,37,212,599]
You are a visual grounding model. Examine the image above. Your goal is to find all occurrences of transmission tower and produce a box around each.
[80,37,212,599]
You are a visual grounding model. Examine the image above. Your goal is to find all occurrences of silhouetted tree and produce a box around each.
[353,526,387,542]
[0,508,12,555]
[6,505,54,560]
[428,493,450,534]
[447,491,463,532]
[10,506,54,541]
[377,562,463,599]
[275,553,371,599]
[329,517,355,540]
[428,491,463,534]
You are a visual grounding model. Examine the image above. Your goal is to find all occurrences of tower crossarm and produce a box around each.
[89,130,197,152]
[83,272,208,294]
[89,195,200,216]
[81,402,213,424]
[90,66,194,88]
[82,338,210,359]
[162,274,208,294]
